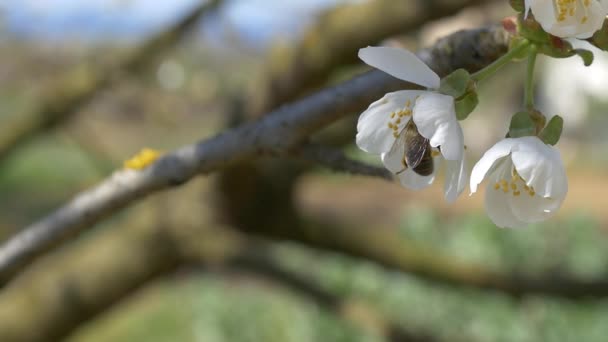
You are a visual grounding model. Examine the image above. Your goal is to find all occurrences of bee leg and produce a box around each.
[396,156,408,175]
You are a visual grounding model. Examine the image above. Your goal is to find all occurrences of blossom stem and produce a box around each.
[524,46,538,109]
[471,39,531,83]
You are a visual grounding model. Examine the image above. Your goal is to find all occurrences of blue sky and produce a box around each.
[0,0,358,44]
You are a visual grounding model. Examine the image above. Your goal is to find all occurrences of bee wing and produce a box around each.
[386,126,409,174]
[403,120,429,169]
[412,147,434,176]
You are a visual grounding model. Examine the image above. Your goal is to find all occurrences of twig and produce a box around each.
[0,26,511,286]
[296,144,393,180]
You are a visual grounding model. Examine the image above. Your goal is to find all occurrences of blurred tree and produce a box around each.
[0,0,222,164]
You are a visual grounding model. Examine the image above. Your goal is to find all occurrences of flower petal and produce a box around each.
[395,164,436,190]
[507,191,564,223]
[444,157,468,203]
[358,46,440,89]
[485,184,528,228]
[530,0,606,39]
[470,139,517,194]
[524,0,532,17]
[510,136,568,199]
[412,92,463,161]
[356,90,424,154]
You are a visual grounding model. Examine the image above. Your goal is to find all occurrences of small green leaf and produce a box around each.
[590,20,608,52]
[509,0,525,12]
[518,14,553,45]
[509,111,535,138]
[454,91,478,121]
[439,69,471,98]
[539,115,564,145]
[574,49,594,66]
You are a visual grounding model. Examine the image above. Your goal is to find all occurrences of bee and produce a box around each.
[397,120,434,176]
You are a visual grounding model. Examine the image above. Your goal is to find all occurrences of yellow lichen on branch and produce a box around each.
[123,148,162,170]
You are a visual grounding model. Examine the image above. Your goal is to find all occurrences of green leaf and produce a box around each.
[519,15,553,45]
[439,69,471,98]
[539,115,563,145]
[508,111,535,138]
[509,0,525,11]
[590,20,608,52]
[574,49,594,66]
[454,91,478,120]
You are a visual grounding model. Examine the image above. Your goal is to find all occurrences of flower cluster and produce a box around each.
[355,1,606,228]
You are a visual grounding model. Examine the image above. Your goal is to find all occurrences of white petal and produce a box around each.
[412,92,463,161]
[443,157,468,203]
[602,0,608,11]
[395,165,436,190]
[524,0,532,17]
[470,139,517,194]
[507,191,564,223]
[358,47,440,89]
[356,90,424,154]
[485,184,528,228]
[510,137,568,199]
[530,0,606,39]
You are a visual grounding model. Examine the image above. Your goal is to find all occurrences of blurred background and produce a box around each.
[1,1,608,341]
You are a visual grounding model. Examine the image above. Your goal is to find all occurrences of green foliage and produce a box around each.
[439,69,471,99]
[589,21,608,52]
[540,115,564,146]
[574,49,595,67]
[69,209,608,342]
[454,91,479,121]
[69,276,378,342]
[509,111,536,138]
[509,0,525,12]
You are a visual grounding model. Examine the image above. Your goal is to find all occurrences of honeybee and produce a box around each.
[397,120,434,176]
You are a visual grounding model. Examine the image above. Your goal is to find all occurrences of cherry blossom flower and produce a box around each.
[525,0,608,39]
[470,136,568,228]
[356,47,467,202]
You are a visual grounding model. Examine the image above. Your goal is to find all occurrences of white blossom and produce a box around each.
[525,0,608,39]
[356,47,467,202]
[470,136,568,228]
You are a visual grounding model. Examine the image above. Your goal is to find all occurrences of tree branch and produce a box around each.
[259,216,608,299]
[295,144,393,180]
[0,219,181,342]
[0,212,438,342]
[0,26,511,287]
[250,0,491,116]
